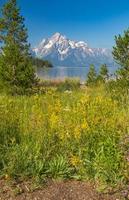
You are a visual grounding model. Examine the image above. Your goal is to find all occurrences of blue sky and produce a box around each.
[1,0,129,48]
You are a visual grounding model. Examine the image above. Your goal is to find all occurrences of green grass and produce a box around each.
[0,83,128,189]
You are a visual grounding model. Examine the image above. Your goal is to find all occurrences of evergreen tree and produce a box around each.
[98,64,109,82]
[86,64,97,86]
[112,29,129,81]
[0,0,37,93]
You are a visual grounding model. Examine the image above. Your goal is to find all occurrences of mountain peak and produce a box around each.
[53,32,61,37]
[51,32,65,41]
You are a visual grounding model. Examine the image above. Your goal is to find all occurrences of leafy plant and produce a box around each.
[47,155,71,179]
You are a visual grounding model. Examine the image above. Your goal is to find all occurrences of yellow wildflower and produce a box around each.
[70,155,82,167]
[50,113,59,128]
[81,119,89,130]
[74,126,81,139]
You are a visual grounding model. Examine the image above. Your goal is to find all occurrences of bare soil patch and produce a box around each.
[0,180,126,200]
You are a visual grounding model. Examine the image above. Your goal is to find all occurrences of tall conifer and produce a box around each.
[0,0,37,92]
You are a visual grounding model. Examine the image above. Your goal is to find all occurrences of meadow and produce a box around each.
[0,81,129,190]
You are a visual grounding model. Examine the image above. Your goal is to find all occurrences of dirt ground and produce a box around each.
[0,179,127,200]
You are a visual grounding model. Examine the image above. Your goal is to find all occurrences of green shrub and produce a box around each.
[57,78,80,92]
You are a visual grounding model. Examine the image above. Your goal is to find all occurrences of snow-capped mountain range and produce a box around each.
[33,32,115,67]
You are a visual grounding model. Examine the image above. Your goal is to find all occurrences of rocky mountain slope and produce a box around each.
[33,32,115,67]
